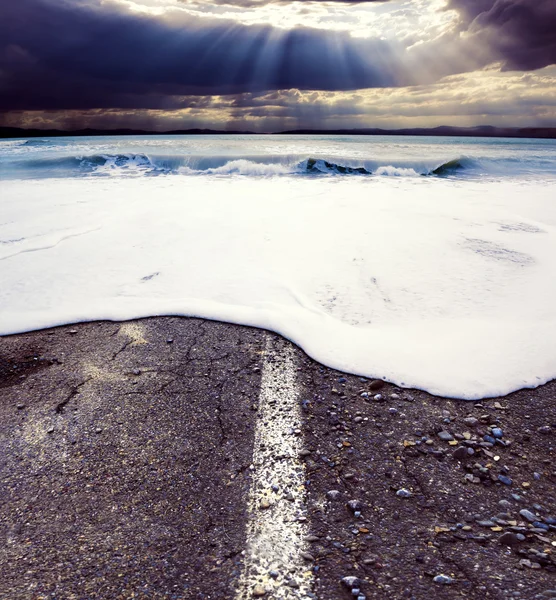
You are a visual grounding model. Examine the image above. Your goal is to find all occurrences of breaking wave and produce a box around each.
[0,152,532,180]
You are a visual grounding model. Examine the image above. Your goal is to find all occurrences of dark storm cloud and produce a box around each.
[192,0,387,4]
[0,0,406,112]
[449,0,556,71]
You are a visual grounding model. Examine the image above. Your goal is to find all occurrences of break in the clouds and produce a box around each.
[0,0,555,130]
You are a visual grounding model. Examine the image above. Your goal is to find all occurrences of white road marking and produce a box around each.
[236,335,314,599]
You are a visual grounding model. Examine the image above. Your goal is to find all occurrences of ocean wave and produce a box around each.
[1,152,481,179]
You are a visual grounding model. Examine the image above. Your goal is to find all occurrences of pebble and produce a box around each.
[484,435,496,444]
[369,380,384,391]
[166,338,174,344]
[252,584,266,596]
[373,394,384,402]
[538,425,551,435]
[300,551,315,561]
[433,574,454,584]
[396,488,412,498]
[347,499,363,512]
[477,520,496,527]
[438,431,454,441]
[341,576,360,588]
[452,446,469,460]
[464,417,479,427]
[16,403,26,410]
[498,475,513,486]
[519,509,537,522]
[47,426,54,434]
[491,428,503,438]
[259,500,271,510]
[499,532,521,546]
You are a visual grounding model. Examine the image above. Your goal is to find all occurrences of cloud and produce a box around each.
[0,0,554,125]
[3,65,555,131]
[0,0,412,113]
[449,0,556,71]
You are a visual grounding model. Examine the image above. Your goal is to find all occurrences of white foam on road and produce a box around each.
[236,336,314,599]
[2,175,556,398]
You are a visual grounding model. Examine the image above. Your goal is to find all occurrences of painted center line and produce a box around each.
[236,335,314,599]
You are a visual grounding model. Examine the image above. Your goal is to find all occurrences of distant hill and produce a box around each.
[0,127,255,138]
[1,125,555,139]
[277,125,556,139]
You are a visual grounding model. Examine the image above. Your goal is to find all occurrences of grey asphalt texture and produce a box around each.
[1,317,555,600]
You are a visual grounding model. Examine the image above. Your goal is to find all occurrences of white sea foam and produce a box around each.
[375,165,421,177]
[204,159,296,176]
[1,174,556,399]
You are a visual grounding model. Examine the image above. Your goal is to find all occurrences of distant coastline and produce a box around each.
[1,125,555,139]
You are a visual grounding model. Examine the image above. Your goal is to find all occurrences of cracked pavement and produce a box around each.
[1,317,555,599]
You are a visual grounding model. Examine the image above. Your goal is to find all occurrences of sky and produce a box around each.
[1,0,555,131]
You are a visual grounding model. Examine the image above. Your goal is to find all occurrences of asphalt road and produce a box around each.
[1,317,555,599]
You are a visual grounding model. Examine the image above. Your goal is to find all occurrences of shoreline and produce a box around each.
[1,316,555,599]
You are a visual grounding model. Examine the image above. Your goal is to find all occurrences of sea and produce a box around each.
[1,134,556,399]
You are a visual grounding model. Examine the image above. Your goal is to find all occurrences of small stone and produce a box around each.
[259,500,271,510]
[437,431,454,441]
[499,532,520,546]
[452,446,469,460]
[252,585,266,597]
[300,551,315,561]
[538,425,551,435]
[477,520,496,527]
[341,576,360,588]
[269,571,279,579]
[132,369,141,376]
[373,394,384,402]
[369,380,384,391]
[463,417,479,427]
[498,475,512,486]
[483,435,496,444]
[95,427,103,434]
[433,574,454,584]
[347,499,363,512]
[396,488,412,498]
[520,509,537,522]
[16,403,26,410]
[166,338,174,344]
[69,329,78,334]
[491,428,503,438]
[46,426,54,434]
[327,490,341,501]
